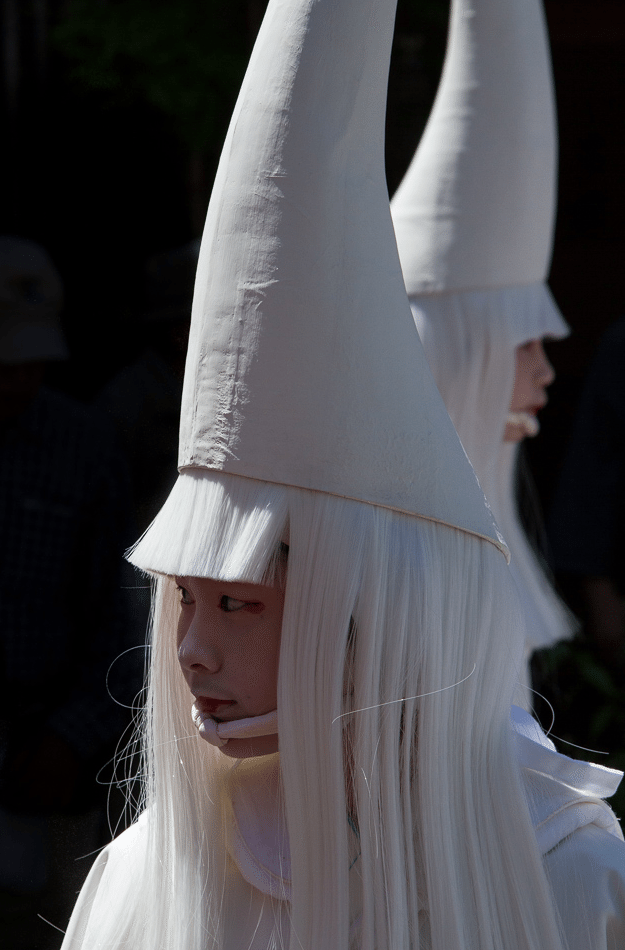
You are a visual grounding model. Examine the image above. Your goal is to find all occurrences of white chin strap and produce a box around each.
[192,705,278,748]
[506,411,540,437]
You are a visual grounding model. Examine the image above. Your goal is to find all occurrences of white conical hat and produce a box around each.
[130,0,507,574]
[391,0,561,297]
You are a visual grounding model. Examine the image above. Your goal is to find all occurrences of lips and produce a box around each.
[194,696,236,716]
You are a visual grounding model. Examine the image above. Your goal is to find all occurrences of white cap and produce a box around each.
[130,0,507,573]
[391,0,561,298]
[0,237,67,364]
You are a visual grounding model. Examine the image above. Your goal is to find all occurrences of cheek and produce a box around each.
[176,610,191,652]
[246,620,281,673]
[248,616,281,697]
[510,358,532,408]
[268,613,283,666]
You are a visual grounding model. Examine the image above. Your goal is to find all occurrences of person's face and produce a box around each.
[175,576,284,758]
[503,339,555,443]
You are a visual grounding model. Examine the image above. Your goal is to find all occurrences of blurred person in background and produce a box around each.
[95,240,198,653]
[0,237,139,949]
[96,240,199,535]
[549,316,625,671]
[391,0,575,700]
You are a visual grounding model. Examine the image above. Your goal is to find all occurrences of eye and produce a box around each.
[220,595,263,613]
[176,585,194,606]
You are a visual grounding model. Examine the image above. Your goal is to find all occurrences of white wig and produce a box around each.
[94,469,569,950]
[409,285,574,654]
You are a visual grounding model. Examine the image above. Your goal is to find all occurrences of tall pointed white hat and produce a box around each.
[130,0,507,575]
[391,0,567,342]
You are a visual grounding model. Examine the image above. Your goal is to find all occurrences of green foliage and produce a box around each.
[53,0,256,152]
[53,0,450,156]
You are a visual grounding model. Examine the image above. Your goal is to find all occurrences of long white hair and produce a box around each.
[106,470,566,950]
[410,285,574,655]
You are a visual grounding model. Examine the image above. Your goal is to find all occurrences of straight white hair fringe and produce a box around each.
[100,471,567,950]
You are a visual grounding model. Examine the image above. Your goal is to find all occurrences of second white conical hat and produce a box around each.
[392,0,561,297]
[130,0,507,575]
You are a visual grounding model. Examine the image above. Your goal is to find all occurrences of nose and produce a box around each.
[177,610,222,674]
[531,340,555,388]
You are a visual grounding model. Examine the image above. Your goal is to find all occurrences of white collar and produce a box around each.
[223,753,291,900]
[512,705,623,853]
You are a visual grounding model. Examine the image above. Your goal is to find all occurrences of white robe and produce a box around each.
[61,711,625,950]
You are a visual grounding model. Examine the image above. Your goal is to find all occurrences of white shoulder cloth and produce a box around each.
[62,714,625,950]
[512,705,625,950]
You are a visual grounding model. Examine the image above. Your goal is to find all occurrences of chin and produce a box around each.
[503,425,526,444]
[218,734,280,759]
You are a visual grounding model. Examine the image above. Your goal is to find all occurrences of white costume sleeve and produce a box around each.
[544,823,625,950]
[60,798,294,950]
[512,705,625,949]
[60,818,147,949]
[63,715,625,950]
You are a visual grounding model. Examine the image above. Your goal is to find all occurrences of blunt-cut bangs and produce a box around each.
[128,469,290,584]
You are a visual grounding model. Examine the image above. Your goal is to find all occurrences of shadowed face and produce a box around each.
[175,576,284,758]
[504,339,555,443]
